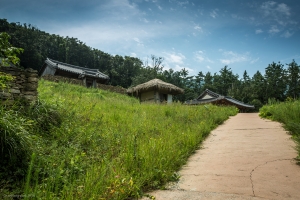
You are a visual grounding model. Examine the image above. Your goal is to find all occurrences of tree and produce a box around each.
[202,72,215,91]
[239,70,251,102]
[0,32,23,89]
[213,66,238,96]
[0,32,23,66]
[131,55,165,87]
[264,62,287,101]
[286,60,300,99]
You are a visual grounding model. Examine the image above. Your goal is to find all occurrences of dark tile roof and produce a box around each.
[186,89,254,109]
[45,58,109,80]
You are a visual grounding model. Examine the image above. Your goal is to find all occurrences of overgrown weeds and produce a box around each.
[260,98,300,164]
[2,79,238,199]
[0,97,62,197]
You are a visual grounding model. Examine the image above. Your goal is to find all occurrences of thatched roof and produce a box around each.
[127,79,184,95]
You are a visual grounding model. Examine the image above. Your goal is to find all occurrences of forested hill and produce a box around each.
[1,18,299,106]
[0,18,143,88]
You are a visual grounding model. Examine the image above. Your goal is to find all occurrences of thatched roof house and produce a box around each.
[185,89,254,112]
[127,79,184,103]
[39,58,109,88]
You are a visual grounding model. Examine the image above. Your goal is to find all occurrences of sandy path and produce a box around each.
[143,113,300,200]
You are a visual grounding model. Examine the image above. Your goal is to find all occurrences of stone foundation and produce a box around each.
[0,66,38,105]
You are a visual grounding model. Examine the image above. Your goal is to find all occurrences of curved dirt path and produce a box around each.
[143,113,300,200]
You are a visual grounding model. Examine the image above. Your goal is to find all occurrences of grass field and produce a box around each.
[260,99,300,164]
[1,80,238,199]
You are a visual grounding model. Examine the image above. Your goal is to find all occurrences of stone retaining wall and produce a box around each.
[41,75,127,95]
[0,66,38,105]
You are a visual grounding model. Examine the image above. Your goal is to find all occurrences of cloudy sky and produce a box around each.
[1,0,300,77]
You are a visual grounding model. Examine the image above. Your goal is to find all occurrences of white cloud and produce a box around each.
[177,1,189,7]
[133,37,144,46]
[256,1,296,37]
[174,65,194,73]
[220,59,231,65]
[158,5,162,10]
[164,52,186,64]
[250,57,260,64]
[260,1,291,17]
[141,18,149,23]
[102,0,140,17]
[133,37,140,43]
[194,51,213,63]
[261,1,277,16]
[276,3,290,16]
[131,52,137,57]
[194,25,202,31]
[206,65,211,69]
[268,25,280,34]
[219,50,250,65]
[281,30,293,38]
[255,29,263,34]
[210,9,218,18]
[260,1,292,24]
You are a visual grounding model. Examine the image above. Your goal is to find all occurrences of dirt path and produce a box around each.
[143,113,300,200]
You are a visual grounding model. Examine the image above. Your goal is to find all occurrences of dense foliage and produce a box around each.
[260,99,300,164]
[1,19,300,107]
[0,32,23,89]
[1,80,238,199]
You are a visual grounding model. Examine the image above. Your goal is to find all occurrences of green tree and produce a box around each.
[239,70,251,103]
[0,32,23,89]
[264,62,287,101]
[286,60,300,99]
[0,32,23,66]
[213,66,238,96]
[202,72,215,91]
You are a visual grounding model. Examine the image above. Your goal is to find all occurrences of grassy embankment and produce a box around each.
[260,99,300,164]
[1,79,238,199]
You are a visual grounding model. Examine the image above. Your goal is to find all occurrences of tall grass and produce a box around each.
[4,79,237,199]
[260,98,300,164]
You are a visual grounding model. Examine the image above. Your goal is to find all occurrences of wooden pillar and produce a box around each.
[83,78,86,87]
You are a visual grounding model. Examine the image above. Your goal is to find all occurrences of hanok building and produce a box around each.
[39,58,109,88]
[127,79,184,104]
[186,89,254,112]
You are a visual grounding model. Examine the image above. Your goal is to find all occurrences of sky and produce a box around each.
[1,0,300,77]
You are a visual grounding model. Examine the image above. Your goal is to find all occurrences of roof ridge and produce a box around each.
[47,58,99,72]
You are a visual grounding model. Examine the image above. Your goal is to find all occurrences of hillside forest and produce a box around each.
[1,18,300,108]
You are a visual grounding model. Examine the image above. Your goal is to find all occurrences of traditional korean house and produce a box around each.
[186,89,254,112]
[39,58,109,87]
[127,79,184,104]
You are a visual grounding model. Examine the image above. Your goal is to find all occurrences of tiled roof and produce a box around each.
[186,89,254,109]
[45,58,109,80]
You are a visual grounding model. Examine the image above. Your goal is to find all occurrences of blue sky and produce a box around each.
[1,0,300,77]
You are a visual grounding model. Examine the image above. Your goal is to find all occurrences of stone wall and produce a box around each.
[41,75,127,95]
[0,66,38,105]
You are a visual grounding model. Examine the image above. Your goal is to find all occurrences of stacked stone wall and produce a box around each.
[41,75,127,95]
[0,66,38,105]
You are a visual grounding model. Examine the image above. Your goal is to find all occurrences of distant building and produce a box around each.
[185,89,254,112]
[39,58,109,87]
[127,78,184,104]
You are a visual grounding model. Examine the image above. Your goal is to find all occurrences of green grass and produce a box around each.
[260,98,300,164]
[2,79,238,199]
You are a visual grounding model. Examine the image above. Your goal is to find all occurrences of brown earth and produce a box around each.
[142,113,300,200]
